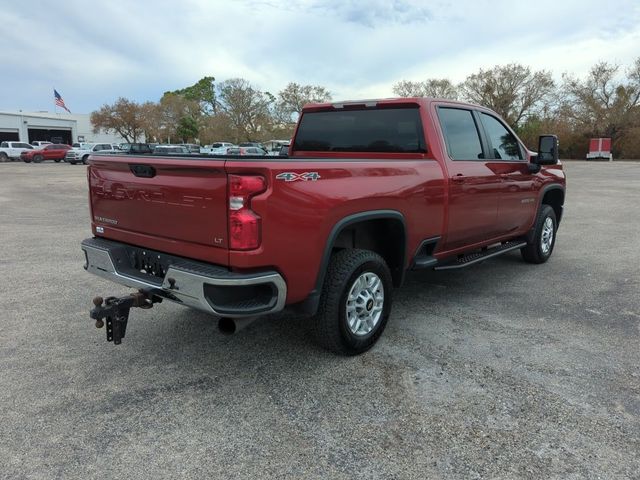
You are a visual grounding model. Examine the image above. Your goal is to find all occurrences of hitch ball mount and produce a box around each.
[90,290,162,344]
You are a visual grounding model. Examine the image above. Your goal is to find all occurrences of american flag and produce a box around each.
[54,89,71,113]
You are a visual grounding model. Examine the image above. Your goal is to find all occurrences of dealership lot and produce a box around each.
[0,161,638,479]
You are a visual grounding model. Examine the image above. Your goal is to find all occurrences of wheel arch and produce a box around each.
[526,184,564,244]
[297,210,407,316]
[540,184,565,225]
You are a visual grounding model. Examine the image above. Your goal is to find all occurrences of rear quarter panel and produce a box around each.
[226,158,446,304]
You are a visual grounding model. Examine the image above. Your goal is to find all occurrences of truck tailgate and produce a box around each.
[88,156,229,265]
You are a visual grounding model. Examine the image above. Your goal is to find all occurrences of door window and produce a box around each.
[480,113,522,160]
[437,108,484,160]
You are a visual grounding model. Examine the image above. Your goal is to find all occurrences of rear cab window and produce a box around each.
[437,107,484,160]
[293,107,426,154]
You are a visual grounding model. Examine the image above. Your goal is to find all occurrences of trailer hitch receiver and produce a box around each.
[90,290,162,344]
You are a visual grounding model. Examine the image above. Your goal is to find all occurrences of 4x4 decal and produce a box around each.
[276,172,321,182]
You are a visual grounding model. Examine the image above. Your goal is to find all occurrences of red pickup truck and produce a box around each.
[82,97,565,355]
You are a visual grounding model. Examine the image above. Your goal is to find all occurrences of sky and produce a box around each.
[1,0,639,114]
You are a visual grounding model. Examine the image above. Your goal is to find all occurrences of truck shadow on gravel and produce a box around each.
[146,252,532,363]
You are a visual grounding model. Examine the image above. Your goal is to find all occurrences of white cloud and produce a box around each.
[0,0,639,112]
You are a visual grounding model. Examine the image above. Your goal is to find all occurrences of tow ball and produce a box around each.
[90,290,162,344]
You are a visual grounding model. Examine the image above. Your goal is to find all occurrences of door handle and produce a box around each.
[451,174,465,184]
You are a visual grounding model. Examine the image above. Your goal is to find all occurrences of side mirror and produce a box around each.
[535,135,559,165]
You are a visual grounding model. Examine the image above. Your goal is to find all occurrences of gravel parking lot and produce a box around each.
[0,161,639,479]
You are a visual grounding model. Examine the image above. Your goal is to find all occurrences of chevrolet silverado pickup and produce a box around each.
[82,97,565,355]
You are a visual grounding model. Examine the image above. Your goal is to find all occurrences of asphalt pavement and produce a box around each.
[0,161,638,479]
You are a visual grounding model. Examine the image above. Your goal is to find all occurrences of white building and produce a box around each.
[0,111,127,145]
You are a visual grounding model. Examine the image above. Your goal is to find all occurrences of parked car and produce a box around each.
[81,97,565,355]
[238,142,266,149]
[263,140,290,156]
[152,145,191,155]
[65,143,117,164]
[180,144,201,154]
[0,141,33,161]
[31,141,52,148]
[227,146,268,155]
[119,143,154,154]
[21,143,71,163]
[202,142,235,154]
[278,144,290,156]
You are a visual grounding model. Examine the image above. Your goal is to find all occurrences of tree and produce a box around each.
[199,113,236,144]
[217,78,273,142]
[561,58,640,151]
[392,79,458,99]
[459,64,555,126]
[275,82,332,122]
[90,98,145,142]
[139,101,163,142]
[155,93,201,143]
[176,116,199,142]
[165,76,217,115]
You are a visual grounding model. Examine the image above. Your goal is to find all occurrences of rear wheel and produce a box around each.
[521,204,557,264]
[82,155,89,165]
[34,154,44,163]
[54,158,61,163]
[312,249,392,355]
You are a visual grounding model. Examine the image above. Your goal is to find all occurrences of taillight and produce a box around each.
[228,174,266,250]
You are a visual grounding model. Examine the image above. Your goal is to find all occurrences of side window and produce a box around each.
[0,142,7,148]
[437,108,484,160]
[480,113,522,160]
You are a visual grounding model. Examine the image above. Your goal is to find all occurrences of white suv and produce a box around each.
[65,143,116,164]
[0,141,34,161]
[202,142,235,154]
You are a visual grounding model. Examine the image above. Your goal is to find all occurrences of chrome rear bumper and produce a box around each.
[81,238,286,318]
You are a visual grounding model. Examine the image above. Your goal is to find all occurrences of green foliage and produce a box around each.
[165,76,217,115]
[176,116,199,142]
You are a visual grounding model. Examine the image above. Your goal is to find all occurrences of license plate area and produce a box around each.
[109,245,177,286]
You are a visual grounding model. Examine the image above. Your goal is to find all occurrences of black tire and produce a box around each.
[82,155,89,165]
[312,249,393,355]
[69,161,77,165]
[34,154,43,163]
[0,152,8,162]
[23,158,31,163]
[54,159,61,163]
[521,204,557,264]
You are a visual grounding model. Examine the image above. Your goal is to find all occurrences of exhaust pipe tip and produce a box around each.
[218,317,237,335]
[217,316,258,335]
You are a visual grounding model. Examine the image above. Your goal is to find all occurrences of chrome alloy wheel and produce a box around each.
[346,272,384,336]
[541,217,554,254]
